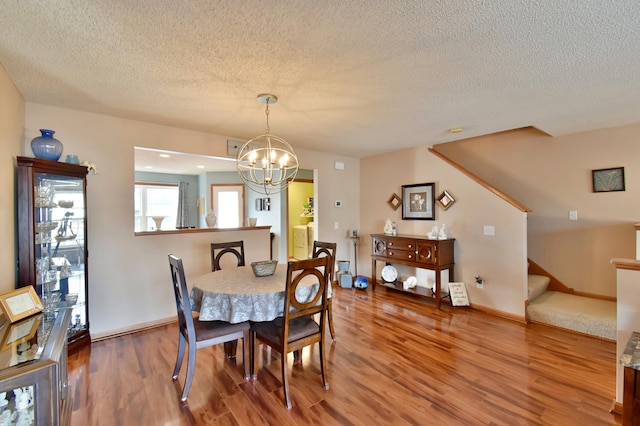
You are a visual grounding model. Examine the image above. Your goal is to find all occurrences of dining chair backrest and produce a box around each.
[312,241,336,283]
[250,255,330,408]
[168,253,251,402]
[211,240,245,271]
[312,241,338,340]
[168,254,195,341]
[284,256,330,323]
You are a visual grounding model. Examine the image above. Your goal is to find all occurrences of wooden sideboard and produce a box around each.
[371,234,455,309]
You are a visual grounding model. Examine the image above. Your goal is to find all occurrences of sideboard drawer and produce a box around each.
[386,237,415,252]
[386,248,416,262]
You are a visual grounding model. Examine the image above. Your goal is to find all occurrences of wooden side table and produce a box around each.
[370,233,455,309]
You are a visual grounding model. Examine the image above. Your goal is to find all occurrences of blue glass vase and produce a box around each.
[31,129,63,161]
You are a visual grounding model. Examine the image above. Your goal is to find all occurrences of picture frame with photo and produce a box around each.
[402,183,435,220]
[0,287,43,323]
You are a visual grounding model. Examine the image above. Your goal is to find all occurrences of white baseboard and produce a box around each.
[91,316,177,342]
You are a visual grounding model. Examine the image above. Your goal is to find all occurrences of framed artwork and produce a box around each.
[592,167,625,192]
[0,287,43,323]
[402,183,435,220]
[255,197,270,211]
[436,190,456,210]
[388,193,402,210]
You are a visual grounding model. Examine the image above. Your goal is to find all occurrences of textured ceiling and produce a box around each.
[2,1,640,159]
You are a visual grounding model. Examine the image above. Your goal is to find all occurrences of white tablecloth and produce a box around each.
[190,264,323,323]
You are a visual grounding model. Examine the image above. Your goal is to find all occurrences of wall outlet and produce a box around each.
[569,210,578,221]
[483,225,495,236]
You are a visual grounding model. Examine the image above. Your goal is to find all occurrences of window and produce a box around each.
[211,184,244,228]
[135,183,179,231]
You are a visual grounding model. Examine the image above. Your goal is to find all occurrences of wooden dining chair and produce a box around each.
[210,240,245,271]
[250,257,330,409]
[312,241,337,340]
[168,254,250,402]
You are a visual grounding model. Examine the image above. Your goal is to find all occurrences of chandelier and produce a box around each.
[236,94,299,195]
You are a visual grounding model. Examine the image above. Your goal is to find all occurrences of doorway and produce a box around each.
[286,176,314,260]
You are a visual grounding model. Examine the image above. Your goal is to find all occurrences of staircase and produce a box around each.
[525,264,616,341]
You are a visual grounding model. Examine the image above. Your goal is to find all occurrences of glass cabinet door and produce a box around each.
[17,157,90,352]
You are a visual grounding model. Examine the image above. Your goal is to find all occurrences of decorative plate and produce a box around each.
[381,265,398,283]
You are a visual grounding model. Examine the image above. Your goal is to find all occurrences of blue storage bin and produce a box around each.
[339,272,353,288]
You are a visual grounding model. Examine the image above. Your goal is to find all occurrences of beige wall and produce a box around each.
[435,126,638,298]
[24,103,360,337]
[0,65,24,292]
[360,146,529,317]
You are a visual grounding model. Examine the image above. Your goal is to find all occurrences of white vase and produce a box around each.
[205,211,217,227]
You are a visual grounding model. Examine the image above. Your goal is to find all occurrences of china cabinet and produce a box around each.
[17,157,90,352]
[0,308,72,425]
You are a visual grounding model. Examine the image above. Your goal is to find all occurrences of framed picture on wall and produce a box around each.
[388,193,402,210]
[592,167,625,192]
[436,190,456,210]
[402,183,435,220]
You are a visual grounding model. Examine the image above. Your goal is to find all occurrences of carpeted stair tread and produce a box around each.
[528,274,550,301]
[527,291,616,340]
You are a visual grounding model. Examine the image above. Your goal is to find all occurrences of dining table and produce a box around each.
[190,263,325,357]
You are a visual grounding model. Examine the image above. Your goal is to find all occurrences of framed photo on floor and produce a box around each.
[402,183,435,220]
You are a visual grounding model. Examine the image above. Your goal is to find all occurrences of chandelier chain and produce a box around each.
[264,101,270,134]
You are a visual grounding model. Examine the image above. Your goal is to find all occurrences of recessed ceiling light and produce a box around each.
[197,165,205,169]
[159,154,170,158]
[449,127,463,134]
[145,166,153,169]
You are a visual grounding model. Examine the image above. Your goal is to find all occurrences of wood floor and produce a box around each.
[68,285,622,425]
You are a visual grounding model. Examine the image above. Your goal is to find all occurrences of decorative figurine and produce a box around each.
[428,224,440,239]
[438,224,447,239]
[403,276,417,290]
[384,218,393,235]
[13,387,32,410]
